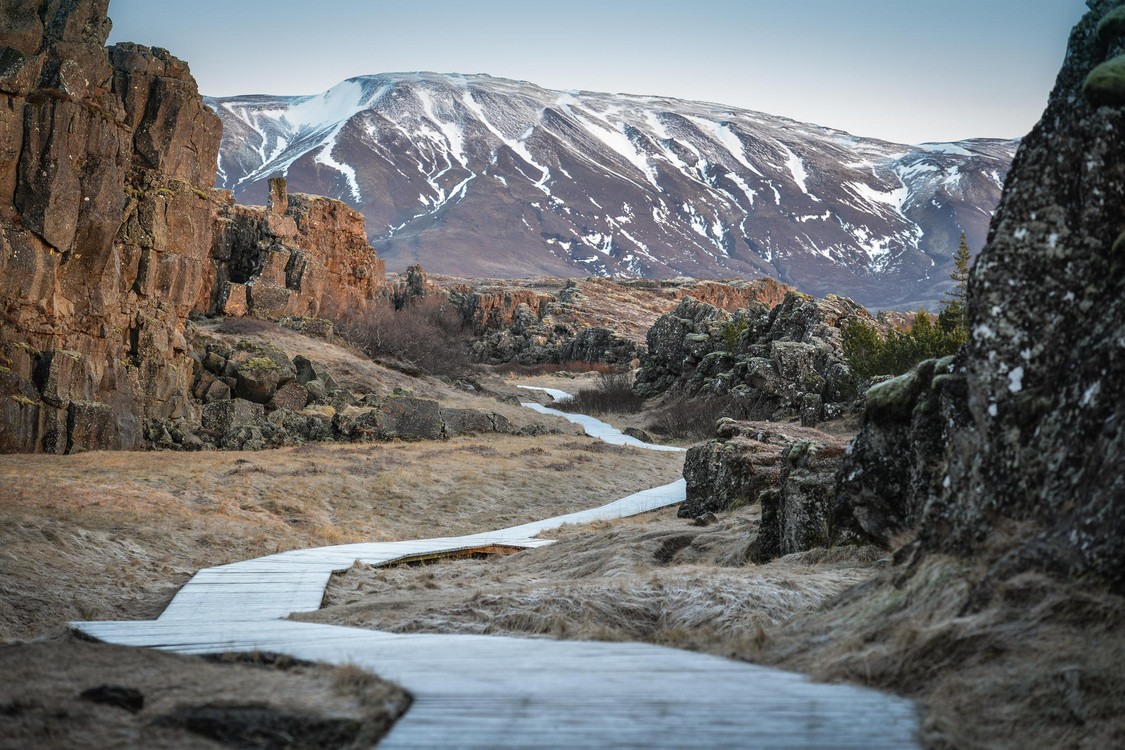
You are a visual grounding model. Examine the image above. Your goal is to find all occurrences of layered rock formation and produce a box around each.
[635,292,880,425]
[835,0,1125,592]
[0,1,386,453]
[0,2,222,452]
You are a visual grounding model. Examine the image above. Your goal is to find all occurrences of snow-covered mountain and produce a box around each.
[207,73,1017,310]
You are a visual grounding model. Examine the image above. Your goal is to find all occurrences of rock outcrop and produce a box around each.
[0,2,222,452]
[142,334,514,451]
[754,435,852,562]
[635,292,879,425]
[835,1,1125,593]
[0,1,387,453]
[832,357,969,548]
[681,420,849,551]
[206,178,385,321]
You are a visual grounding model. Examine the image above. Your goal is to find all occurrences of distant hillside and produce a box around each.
[208,73,1017,310]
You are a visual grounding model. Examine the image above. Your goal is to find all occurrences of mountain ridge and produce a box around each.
[207,72,1017,310]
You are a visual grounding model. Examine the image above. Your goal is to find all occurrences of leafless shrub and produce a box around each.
[555,371,646,415]
[646,393,755,440]
[338,298,475,378]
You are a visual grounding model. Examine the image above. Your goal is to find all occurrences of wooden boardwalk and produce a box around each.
[72,390,920,748]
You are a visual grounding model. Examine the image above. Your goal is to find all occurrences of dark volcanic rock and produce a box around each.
[833,357,969,548]
[836,1,1125,593]
[440,407,496,437]
[681,420,844,520]
[635,292,877,423]
[933,1,1125,590]
[755,436,851,562]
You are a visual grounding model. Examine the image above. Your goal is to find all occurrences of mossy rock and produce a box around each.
[241,357,279,372]
[1083,54,1125,106]
[865,369,923,424]
[1097,6,1125,45]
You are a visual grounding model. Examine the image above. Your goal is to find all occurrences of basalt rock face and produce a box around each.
[832,356,970,548]
[206,178,385,321]
[681,419,851,561]
[934,0,1125,590]
[0,1,222,452]
[634,292,879,424]
[836,1,1125,593]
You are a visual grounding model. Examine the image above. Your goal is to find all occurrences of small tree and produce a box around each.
[841,319,884,378]
[939,232,971,332]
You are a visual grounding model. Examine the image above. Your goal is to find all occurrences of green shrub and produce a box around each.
[843,311,966,378]
[720,319,748,354]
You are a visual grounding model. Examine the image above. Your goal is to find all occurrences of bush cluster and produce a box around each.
[339,297,474,378]
[842,311,967,379]
[555,371,646,415]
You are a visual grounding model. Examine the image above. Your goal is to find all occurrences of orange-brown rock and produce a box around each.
[205,178,384,322]
[0,0,222,452]
[0,2,388,454]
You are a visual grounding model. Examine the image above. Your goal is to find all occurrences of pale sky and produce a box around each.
[106,0,1089,145]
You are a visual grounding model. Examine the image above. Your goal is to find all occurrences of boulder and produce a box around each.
[202,398,264,436]
[754,438,850,562]
[268,382,308,412]
[623,427,653,443]
[681,420,852,531]
[203,379,231,404]
[292,354,317,385]
[373,397,443,440]
[441,407,496,437]
[232,359,282,403]
[682,431,784,518]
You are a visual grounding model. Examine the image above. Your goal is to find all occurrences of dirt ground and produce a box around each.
[0,636,410,750]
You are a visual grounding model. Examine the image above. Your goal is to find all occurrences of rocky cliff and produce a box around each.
[0,2,222,452]
[206,178,385,321]
[0,0,386,453]
[835,0,1125,593]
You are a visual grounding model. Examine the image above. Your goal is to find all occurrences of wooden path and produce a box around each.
[72,388,920,748]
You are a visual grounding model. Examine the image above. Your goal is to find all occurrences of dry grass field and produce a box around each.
[0,434,682,643]
[299,505,885,654]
